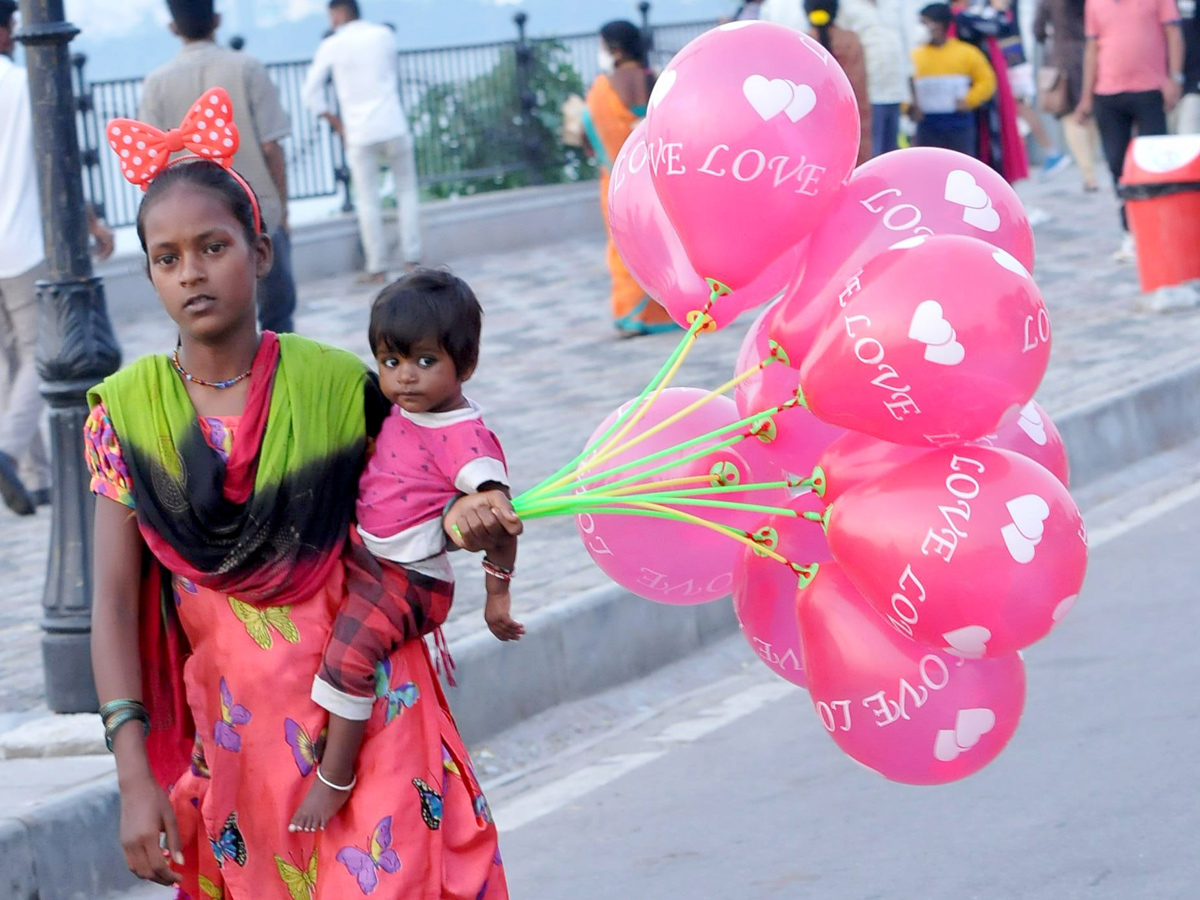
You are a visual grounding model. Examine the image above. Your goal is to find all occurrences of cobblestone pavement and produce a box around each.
[3,171,1199,713]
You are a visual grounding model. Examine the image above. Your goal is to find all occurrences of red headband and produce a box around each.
[106,87,263,234]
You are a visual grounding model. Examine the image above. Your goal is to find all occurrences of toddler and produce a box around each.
[291,269,522,832]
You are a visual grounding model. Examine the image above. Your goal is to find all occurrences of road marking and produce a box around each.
[494,751,666,833]
[491,680,796,832]
[1085,478,1200,548]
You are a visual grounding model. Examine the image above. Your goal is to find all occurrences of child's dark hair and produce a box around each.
[369,269,483,379]
[135,160,261,251]
[805,0,840,51]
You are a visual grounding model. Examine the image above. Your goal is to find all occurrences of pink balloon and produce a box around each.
[797,562,1027,784]
[826,447,1089,656]
[771,147,1035,363]
[732,497,832,688]
[609,123,807,330]
[799,234,1051,445]
[575,389,765,605]
[979,401,1070,487]
[813,432,928,504]
[735,301,845,481]
[645,21,860,290]
[812,400,1068,504]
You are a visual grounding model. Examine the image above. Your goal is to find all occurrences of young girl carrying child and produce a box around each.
[89,89,512,899]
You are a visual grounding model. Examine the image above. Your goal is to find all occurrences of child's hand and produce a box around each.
[484,591,525,642]
[445,490,522,552]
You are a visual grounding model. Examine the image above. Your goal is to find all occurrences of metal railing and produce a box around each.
[71,13,716,228]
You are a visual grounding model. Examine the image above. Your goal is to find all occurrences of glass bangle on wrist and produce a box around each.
[482,559,514,581]
[99,699,151,752]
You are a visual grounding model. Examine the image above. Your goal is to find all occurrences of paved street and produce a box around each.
[5,171,1200,715]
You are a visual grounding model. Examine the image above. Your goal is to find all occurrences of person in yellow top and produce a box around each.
[909,3,998,156]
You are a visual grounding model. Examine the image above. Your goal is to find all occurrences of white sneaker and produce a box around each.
[1112,234,1136,263]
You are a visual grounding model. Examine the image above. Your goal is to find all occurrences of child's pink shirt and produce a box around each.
[356,400,508,577]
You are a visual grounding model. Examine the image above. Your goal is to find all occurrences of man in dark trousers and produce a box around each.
[140,0,297,332]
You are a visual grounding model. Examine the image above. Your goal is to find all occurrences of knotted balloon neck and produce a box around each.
[793,562,820,590]
[802,504,832,533]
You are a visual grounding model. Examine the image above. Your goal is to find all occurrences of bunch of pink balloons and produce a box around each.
[571,21,1089,785]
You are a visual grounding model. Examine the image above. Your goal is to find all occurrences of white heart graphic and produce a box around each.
[954,708,996,750]
[944,170,991,209]
[649,69,677,109]
[1001,523,1037,564]
[743,74,794,121]
[943,625,992,658]
[1051,594,1078,622]
[993,248,1031,278]
[784,82,817,122]
[908,299,954,347]
[934,729,962,762]
[924,335,965,367]
[890,235,928,250]
[963,203,1001,233]
[1007,494,1051,541]
[1017,403,1048,446]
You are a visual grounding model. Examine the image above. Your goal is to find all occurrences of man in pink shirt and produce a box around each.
[1075,0,1186,260]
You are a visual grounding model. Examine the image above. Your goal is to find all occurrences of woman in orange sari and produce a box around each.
[584,21,677,337]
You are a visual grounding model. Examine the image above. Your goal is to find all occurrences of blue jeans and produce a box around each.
[871,103,901,157]
[259,227,297,334]
[915,121,978,158]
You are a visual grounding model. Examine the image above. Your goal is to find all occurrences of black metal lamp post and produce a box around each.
[16,0,121,713]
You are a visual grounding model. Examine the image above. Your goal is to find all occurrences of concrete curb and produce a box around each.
[5,359,1200,899]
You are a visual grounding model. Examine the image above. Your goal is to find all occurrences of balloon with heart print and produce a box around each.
[798,234,1051,446]
[645,20,860,291]
[796,562,1027,784]
[734,300,845,481]
[732,496,833,688]
[574,389,765,605]
[607,121,807,330]
[981,401,1070,487]
[823,446,1088,656]
[808,405,1067,505]
[770,147,1035,364]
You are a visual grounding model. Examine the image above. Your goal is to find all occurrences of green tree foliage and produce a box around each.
[406,40,597,200]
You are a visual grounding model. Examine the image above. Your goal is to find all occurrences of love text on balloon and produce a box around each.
[842,313,921,421]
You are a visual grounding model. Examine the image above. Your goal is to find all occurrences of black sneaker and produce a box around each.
[0,452,35,516]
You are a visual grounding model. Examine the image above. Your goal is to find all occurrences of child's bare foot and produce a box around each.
[288,776,353,833]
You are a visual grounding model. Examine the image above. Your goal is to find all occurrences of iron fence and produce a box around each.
[72,15,716,228]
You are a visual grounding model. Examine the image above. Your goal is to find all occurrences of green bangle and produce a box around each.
[104,708,150,752]
[99,698,147,722]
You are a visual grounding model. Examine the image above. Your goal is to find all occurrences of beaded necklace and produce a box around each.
[171,348,252,390]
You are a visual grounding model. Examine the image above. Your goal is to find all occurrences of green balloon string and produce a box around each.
[517,493,801,519]
[518,315,707,504]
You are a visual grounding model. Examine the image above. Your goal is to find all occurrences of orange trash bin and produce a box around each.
[1120,134,1200,298]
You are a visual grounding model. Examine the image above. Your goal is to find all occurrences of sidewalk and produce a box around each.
[3,171,1200,718]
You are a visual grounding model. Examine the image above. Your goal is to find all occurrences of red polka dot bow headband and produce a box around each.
[106,87,263,233]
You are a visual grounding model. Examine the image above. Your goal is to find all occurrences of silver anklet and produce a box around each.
[316,766,357,792]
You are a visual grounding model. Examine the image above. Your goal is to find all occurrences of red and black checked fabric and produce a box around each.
[319,531,454,698]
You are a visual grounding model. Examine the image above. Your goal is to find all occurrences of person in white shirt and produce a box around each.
[0,1,112,515]
[303,0,421,284]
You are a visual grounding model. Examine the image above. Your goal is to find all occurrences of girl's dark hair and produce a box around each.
[135,160,261,251]
[600,20,650,66]
[369,269,483,379]
[920,2,954,25]
[805,0,840,50]
[600,20,656,96]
